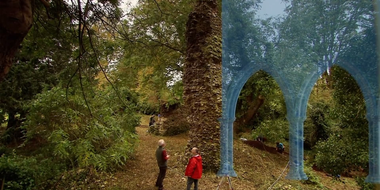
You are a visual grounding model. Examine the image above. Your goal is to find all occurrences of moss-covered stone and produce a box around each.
[183,0,222,171]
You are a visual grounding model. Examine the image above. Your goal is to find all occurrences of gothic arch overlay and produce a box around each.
[330,62,379,183]
[220,0,380,183]
[218,63,294,177]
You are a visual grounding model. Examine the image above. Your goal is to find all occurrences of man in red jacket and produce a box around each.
[185,147,203,190]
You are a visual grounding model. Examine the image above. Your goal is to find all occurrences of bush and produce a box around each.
[0,146,8,156]
[301,166,323,188]
[0,154,65,190]
[251,118,289,143]
[163,122,189,136]
[355,177,374,190]
[162,108,190,136]
[304,101,331,149]
[23,86,139,171]
[314,133,368,176]
[137,101,159,115]
[148,124,161,135]
[0,155,36,190]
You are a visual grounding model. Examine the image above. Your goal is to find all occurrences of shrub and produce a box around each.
[301,166,323,188]
[0,155,36,190]
[163,122,189,136]
[162,108,190,136]
[0,154,65,190]
[251,118,289,143]
[355,177,374,190]
[23,86,139,171]
[314,133,368,176]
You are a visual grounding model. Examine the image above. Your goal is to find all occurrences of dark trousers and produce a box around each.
[186,177,198,190]
[155,166,167,189]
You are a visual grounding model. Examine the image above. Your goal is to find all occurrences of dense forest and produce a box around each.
[0,0,377,189]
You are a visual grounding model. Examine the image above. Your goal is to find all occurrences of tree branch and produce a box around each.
[152,0,163,17]
[84,23,128,108]
[39,0,50,8]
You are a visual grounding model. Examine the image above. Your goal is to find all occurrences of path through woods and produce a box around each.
[106,123,360,190]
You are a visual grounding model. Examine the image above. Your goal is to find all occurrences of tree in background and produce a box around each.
[274,0,375,176]
[114,0,194,114]
[279,0,373,86]
[239,71,288,142]
[0,1,142,188]
[0,0,122,80]
[0,10,76,143]
[314,23,376,176]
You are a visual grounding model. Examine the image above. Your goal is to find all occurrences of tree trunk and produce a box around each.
[243,95,264,124]
[183,0,222,171]
[235,94,265,133]
[0,0,33,81]
[6,111,16,130]
[6,110,25,144]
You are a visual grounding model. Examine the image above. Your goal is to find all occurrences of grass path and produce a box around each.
[108,120,360,190]
[112,125,193,190]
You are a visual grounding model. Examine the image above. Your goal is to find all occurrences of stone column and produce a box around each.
[217,117,237,177]
[286,114,308,180]
[366,115,380,183]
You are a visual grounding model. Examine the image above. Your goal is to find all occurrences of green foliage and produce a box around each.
[331,67,367,130]
[0,110,5,125]
[313,66,370,176]
[235,70,287,141]
[0,155,36,190]
[137,101,159,115]
[301,166,323,188]
[223,0,266,65]
[163,124,189,136]
[304,101,332,149]
[278,0,373,67]
[314,133,368,176]
[313,25,377,177]
[23,85,139,171]
[165,81,184,107]
[114,0,193,111]
[0,146,8,156]
[355,177,375,190]
[147,124,160,135]
[0,153,65,190]
[237,71,286,121]
[0,8,80,143]
[162,108,190,136]
[251,118,289,142]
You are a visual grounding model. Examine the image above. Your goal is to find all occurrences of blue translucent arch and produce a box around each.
[217,63,291,177]
[333,61,379,182]
[219,0,380,183]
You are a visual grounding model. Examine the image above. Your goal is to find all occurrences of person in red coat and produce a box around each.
[185,147,203,190]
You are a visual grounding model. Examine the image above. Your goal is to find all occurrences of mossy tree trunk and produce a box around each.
[0,0,33,80]
[183,0,222,171]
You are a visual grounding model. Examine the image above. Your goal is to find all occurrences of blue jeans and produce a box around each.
[186,177,198,190]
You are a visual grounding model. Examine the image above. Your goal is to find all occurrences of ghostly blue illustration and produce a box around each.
[218,0,380,183]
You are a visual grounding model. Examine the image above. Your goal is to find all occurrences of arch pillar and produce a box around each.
[366,114,380,183]
[367,0,380,183]
[286,114,308,180]
[217,117,237,177]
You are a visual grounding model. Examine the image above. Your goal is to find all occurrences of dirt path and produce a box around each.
[110,126,260,190]
[112,126,190,190]
[243,140,289,156]
[107,125,360,190]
